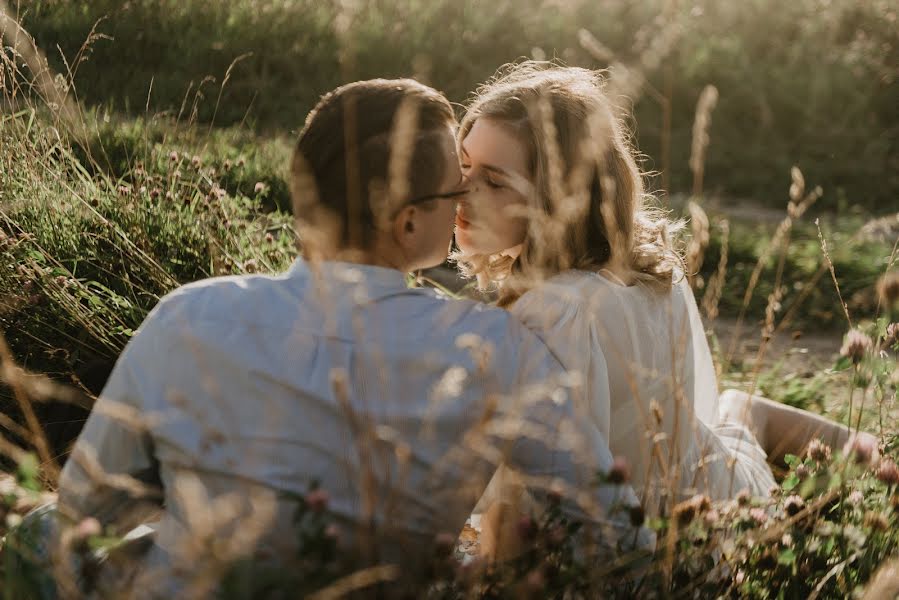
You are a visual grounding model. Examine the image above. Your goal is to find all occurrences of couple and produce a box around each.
[55,63,854,595]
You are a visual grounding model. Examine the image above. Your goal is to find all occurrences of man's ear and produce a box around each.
[392,205,418,245]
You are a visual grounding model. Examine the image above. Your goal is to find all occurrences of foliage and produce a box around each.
[9,0,897,210]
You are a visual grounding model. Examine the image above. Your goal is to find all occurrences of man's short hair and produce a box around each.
[291,79,456,251]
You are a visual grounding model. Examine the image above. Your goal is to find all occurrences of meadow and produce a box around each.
[0,0,898,597]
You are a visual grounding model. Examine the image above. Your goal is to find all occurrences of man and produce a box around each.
[57,79,653,596]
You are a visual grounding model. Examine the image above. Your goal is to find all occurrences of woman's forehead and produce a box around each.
[461,118,529,175]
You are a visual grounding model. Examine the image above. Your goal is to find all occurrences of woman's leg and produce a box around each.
[718,389,877,466]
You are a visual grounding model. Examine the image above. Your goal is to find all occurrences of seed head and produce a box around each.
[795,464,810,480]
[223,159,233,171]
[843,432,877,466]
[784,494,805,517]
[254,181,267,195]
[806,438,832,463]
[516,516,537,542]
[840,329,872,364]
[607,456,630,484]
[629,504,646,528]
[876,458,899,486]
[749,507,768,525]
[169,151,179,162]
[305,488,329,513]
[191,155,202,169]
[736,489,751,507]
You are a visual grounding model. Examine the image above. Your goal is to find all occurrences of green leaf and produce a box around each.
[784,454,799,468]
[832,356,852,372]
[777,548,796,566]
[782,473,800,491]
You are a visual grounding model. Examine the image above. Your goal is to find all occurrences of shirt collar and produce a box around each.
[287,257,412,302]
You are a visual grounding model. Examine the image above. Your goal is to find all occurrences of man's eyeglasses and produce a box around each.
[406,188,469,207]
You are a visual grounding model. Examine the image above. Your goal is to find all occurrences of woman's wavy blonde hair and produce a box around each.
[454,62,683,305]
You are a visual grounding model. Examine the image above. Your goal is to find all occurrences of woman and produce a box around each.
[455,62,862,519]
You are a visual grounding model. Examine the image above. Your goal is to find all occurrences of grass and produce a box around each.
[0,0,898,597]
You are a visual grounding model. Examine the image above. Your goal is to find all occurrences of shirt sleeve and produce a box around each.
[57,320,165,532]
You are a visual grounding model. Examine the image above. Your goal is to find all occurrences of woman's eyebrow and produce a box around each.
[459,142,512,178]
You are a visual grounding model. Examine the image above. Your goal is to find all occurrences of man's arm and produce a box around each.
[58,328,165,533]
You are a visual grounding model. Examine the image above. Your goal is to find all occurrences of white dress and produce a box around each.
[509,269,776,514]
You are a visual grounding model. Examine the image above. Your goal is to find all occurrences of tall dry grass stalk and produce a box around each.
[724,167,821,369]
[689,85,718,198]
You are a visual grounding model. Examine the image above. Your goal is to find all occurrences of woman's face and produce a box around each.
[455,118,532,256]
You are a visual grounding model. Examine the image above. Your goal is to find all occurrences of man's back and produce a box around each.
[59,259,587,592]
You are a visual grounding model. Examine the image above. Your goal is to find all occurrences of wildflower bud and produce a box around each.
[876,271,899,309]
[305,488,329,513]
[516,515,537,542]
[736,489,751,507]
[784,494,805,517]
[781,533,793,547]
[883,323,899,350]
[840,329,872,365]
[795,464,810,480]
[75,517,102,540]
[223,159,233,171]
[54,275,67,287]
[265,232,274,243]
[547,483,563,506]
[150,188,160,200]
[876,458,899,486]
[434,532,456,557]
[807,439,832,463]
[734,570,746,585]
[117,185,130,196]
[191,155,202,169]
[223,220,231,229]
[749,507,768,525]
[139,186,147,195]
[607,456,630,484]
[237,158,246,168]
[848,490,864,506]
[324,523,340,542]
[704,508,720,526]
[243,259,259,274]
[843,432,877,466]
[524,568,545,595]
[169,151,179,162]
[173,169,182,180]
[673,500,697,526]
[254,182,267,195]
[166,191,174,201]
[628,504,646,528]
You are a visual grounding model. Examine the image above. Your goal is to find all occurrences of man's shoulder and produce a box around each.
[140,273,287,333]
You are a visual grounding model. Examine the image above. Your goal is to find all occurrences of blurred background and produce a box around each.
[14,0,897,211]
